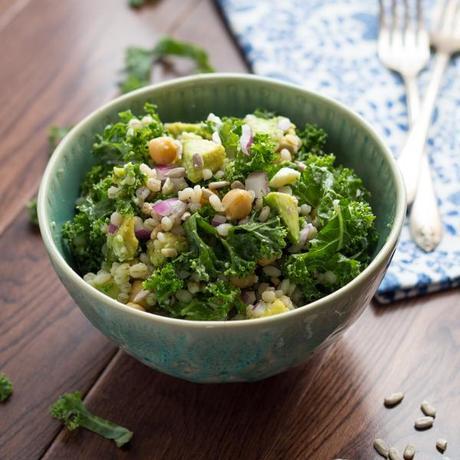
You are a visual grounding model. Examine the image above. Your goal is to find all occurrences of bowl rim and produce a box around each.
[38,73,406,330]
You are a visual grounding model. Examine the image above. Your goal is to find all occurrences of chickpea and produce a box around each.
[257,256,278,266]
[230,274,258,289]
[148,137,178,165]
[221,189,254,220]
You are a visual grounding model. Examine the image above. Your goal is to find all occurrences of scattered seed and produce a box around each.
[384,392,405,408]
[414,416,434,430]
[420,401,436,418]
[373,438,389,458]
[389,447,402,460]
[192,153,203,168]
[208,181,229,190]
[165,167,186,178]
[403,444,415,460]
[436,439,447,453]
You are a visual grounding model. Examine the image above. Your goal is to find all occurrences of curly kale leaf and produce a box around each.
[226,133,277,181]
[62,212,107,274]
[0,373,13,402]
[310,199,376,260]
[297,123,327,159]
[284,196,375,302]
[93,102,164,165]
[173,281,245,321]
[285,252,362,302]
[143,263,184,307]
[227,217,287,263]
[50,392,133,448]
[293,153,370,209]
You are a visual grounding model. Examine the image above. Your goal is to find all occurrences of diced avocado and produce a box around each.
[265,192,299,243]
[245,116,284,143]
[182,138,225,183]
[165,122,211,139]
[107,216,139,262]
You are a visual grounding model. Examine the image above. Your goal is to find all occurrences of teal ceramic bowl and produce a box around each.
[38,74,405,383]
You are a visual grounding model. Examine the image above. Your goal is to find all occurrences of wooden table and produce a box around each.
[1,1,459,458]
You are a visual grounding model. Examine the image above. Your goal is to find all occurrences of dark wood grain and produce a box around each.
[0,213,117,460]
[43,291,460,460]
[0,0,200,235]
[2,1,460,459]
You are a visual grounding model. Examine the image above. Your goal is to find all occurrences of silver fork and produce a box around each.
[407,0,460,251]
[378,0,442,252]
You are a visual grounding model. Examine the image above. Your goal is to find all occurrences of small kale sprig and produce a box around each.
[0,373,13,402]
[50,392,133,448]
[120,36,215,93]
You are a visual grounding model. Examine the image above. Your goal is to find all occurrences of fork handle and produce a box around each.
[397,52,450,204]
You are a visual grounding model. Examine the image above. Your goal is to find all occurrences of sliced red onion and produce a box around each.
[245,172,269,198]
[152,198,183,217]
[135,228,152,241]
[277,117,291,132]
[207,113,223,129]
[240,124,253,156]
[108,223,118,235]
[299,223,315,245]
[212,131,222,145]
[211,215,227,226]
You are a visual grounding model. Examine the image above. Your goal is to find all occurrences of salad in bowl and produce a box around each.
[62,103,377,321]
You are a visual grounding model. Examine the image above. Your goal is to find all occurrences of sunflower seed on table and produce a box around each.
[373,438,389,457]
[403,444,415,460]
[389,447,403,460]
[414,416,434,430]
[436,438,447,453]
[420,400,436,418]
[384,392,405,408]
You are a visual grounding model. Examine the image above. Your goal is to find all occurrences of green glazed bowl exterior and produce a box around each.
[38,74,405,383]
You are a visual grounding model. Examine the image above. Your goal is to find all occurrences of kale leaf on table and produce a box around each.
[0,373,13,402]
[119,36,215,93]
[50,392,133,448]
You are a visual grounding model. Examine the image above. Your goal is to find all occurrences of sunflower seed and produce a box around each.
[403,444,415,460]
[165,167,185,178]
[192,153,203,169]
[208,181,229,190]
[414,416,434,430]
[420,400,436,418]
[389,447,403,460]
[436,439,447,453]
[384,392,405,408]
[373,438,389,458]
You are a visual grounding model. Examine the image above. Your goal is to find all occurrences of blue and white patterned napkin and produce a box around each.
[217,0,460,302]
